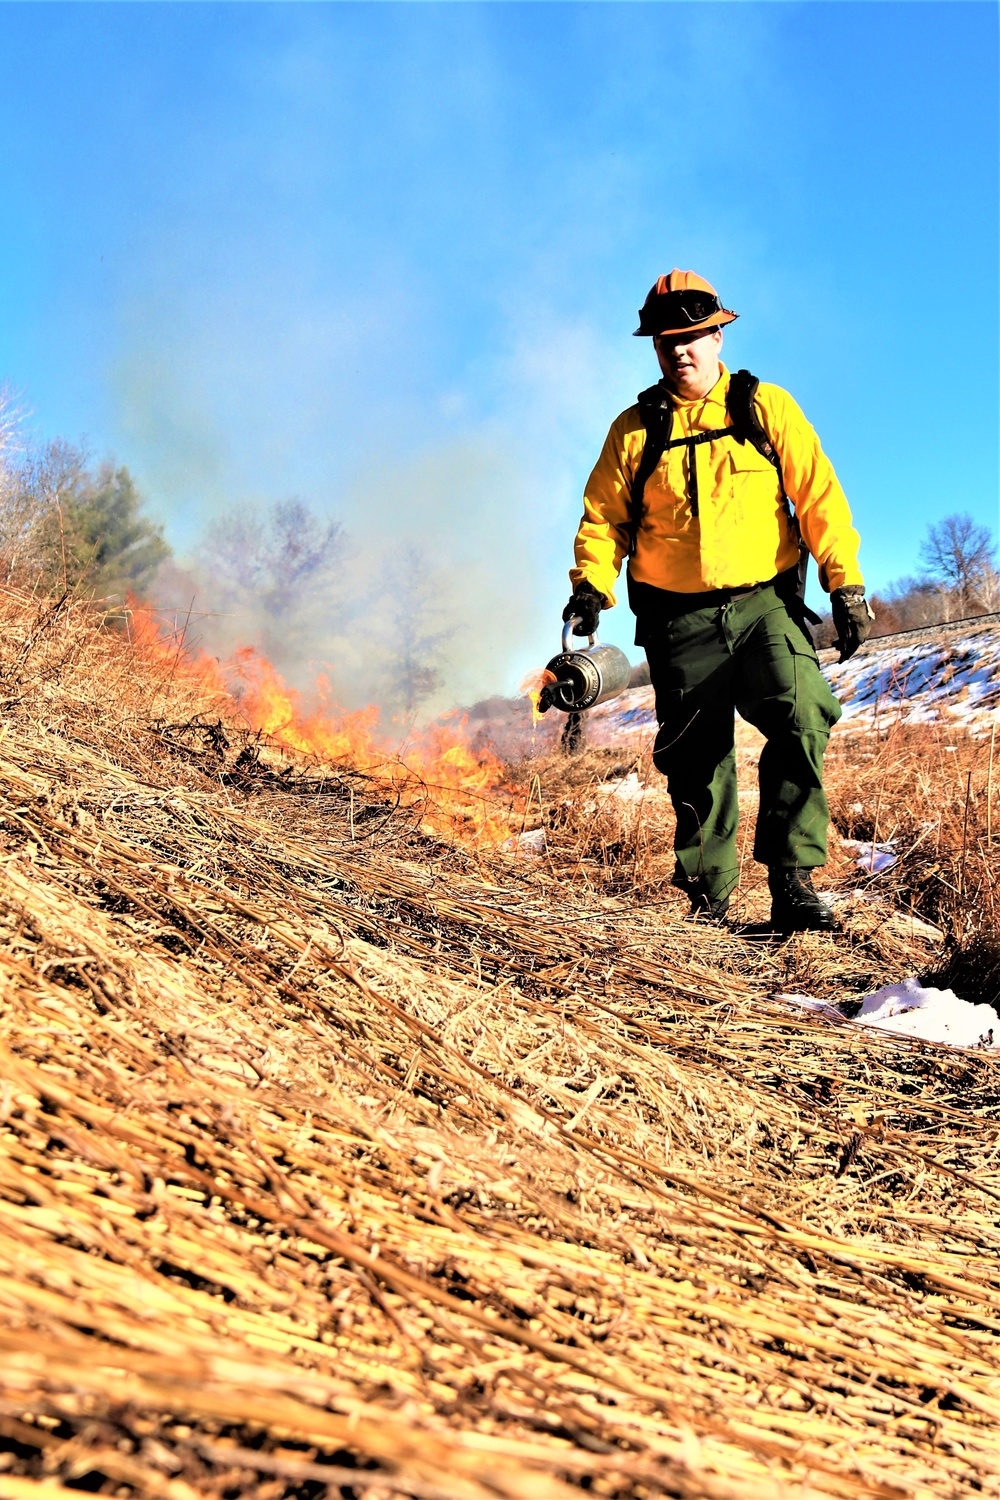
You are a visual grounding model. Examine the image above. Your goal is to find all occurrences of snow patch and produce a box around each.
[781,994,846,1022]
[840,839,898,874]
[590,772,652,804]
[780,978,999,1050]
[856,979,999,1049]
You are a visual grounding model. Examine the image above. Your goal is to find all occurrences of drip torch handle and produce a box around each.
[562,617,597,653]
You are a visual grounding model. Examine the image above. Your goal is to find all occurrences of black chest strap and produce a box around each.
[625,370,818,620]
[627,370,791,539]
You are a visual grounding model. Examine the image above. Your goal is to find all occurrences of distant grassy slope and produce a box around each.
[0,587,998,1499]
[469,617,1000,768]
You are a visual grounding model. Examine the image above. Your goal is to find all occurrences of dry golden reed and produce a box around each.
[0,584,997,1499]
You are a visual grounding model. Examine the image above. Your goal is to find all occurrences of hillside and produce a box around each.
[584,613,1000,748]
[1,587,999,1500]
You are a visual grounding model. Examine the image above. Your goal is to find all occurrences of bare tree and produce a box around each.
[195,498,348,666]
[380,544,453,719]
[973,565,1000,614]
[0,388,37,579]
[203,499,344,610]
[0,383,25,463]
[919,513,996,615]
[885,574,955,628]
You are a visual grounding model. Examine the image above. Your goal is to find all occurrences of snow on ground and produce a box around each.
[839,839,898,873]
[825,616,1000,728]
[782,979,1000,1051]
[588,770,654,804]
[584,684,657,747]
[857,980,999,1047]
[509,827,546,857]
[579,616,1000,748]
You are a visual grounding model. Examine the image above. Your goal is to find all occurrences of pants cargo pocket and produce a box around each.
[787,631,842,732]
[738,624,840,738]
[652,688,692,775]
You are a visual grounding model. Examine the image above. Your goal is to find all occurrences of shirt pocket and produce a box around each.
[642,452,696,534]
[727,443,783,522]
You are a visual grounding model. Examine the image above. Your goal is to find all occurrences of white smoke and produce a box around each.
[107,5,783,710]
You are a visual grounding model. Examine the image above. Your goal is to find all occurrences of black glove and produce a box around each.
[831,586,874,662]
[561,579,606,637]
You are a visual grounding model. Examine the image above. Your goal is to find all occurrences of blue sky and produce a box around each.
[0,1,996,697]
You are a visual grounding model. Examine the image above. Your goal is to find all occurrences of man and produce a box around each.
[563,270,872,931]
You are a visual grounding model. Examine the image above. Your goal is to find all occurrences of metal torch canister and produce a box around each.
[542,619,633,712]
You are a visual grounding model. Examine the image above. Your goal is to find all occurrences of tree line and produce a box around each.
[0,391,170,599]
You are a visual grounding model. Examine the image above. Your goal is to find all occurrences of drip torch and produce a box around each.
[537,618,633,715]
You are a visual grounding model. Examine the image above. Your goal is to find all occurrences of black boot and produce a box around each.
[768,869,836,932]
[687,883,730,924]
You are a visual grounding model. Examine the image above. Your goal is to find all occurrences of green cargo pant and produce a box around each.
[642,585,843,903]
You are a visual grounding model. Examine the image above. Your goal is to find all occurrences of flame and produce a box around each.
[127,599,518,845]
[520,667,557,724]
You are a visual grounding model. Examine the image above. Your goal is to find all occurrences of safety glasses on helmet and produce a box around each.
[649,290,722,326]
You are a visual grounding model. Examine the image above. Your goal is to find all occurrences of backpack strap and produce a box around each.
[726,369,820,623]
[657,424,733,516]
[625,383,674,555]
[726,369,788,511]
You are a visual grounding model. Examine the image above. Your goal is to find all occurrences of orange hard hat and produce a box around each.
[634,269,738,337]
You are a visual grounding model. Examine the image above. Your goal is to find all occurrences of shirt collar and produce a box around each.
[669,362,729,411]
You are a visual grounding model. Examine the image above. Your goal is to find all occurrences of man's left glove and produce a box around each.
[831,587,875,663]
[562,579,606,637]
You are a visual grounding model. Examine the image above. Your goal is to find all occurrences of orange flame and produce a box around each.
[520,667,557,725]
[127,600,518,846]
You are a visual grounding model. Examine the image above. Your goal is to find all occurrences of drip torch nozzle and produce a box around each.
[537,679,578,714]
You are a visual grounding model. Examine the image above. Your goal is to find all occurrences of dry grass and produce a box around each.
[825,718,1000,935]
[512,708,1000,946]
[0,585,998,1499]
